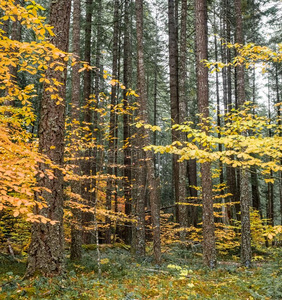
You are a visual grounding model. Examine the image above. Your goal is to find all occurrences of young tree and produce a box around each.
[26,0,71,276]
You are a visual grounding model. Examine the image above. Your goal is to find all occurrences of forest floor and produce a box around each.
[0,245,282,299]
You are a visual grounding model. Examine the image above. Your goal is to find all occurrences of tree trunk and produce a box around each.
[251,68,260,213]
[70,0,82,261]
[26,0,71,277]
[178,0,188,238]
[135,0,161,263]
[105,0,120,244]
[168,0,180,222]
[4,0,21,108]
[195,0,216,268]
[214,10,227,224]
[81,0,94,244]
[123,0,133,245]
[274,63,282,226]
[235,0,252,267]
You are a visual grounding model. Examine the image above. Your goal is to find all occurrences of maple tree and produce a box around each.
[0,0,67,223]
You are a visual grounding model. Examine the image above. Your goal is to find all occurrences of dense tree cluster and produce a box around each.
[1,0,282,277]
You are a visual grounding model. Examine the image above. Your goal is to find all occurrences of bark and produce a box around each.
[70,0,82,261]
[135,0,161,263]
[178,0,188,238]
[123,0,133,245]
[267,78,274,226]
[168,0,180,221]
[276,66,282,225]
[251,68,260,213]
[4,0,21,107]
[105,0,120,244]
[195,0,216,268]
[235,0,252,267]
[187,159,198,226]
[26,0,71,277]
[251,166,260,211]
[93,0,102,206]
[214,11,227,224]
[81,0,94,244]
[274,64,282,226]
[220,0,239,220]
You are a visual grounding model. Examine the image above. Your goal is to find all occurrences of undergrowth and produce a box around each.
[1,246,282,299]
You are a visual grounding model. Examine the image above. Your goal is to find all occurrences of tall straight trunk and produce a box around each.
[93,0,102,202]
[82,0,94,244]
[235,0,252,267]
[105,0,120,244]
[274,64,282,226]
[168,0,180,222]
[220,0,228,111]
[26,0,71,277]
[267,78,274,226]
[221,0,239,220]
[70,0,82,261]
[135,0,161,263]
[195,0,216,268]
[178,0,188,237]
[4,0,21,107]
[214,11,227,224]
[187,159,198,226]
[251,68,260,212]
[123,0,132,245]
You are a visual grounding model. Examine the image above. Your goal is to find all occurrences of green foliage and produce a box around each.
[1,248,282,299]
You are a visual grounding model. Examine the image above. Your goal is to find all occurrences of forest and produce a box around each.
[1,0,282,299]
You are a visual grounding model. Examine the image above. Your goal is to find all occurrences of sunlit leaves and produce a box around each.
[145,106,282,184]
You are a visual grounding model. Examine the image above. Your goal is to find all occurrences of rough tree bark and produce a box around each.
[105,0,120,244]
[195,0,216,268]
[123,0,133,245]
[235,0,252,267]
[178,0,188,238]
[81,0,94,244]
[135,0,161,263]
[168,0,180,222]
[26,0,71,277]
[70,0,82,261]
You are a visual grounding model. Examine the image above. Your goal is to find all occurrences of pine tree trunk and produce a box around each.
[235,0,252,267]
[26,0,71,277]
[4,0,21,107]
[70,0,82,261]
[195,0,216,268]
[168,0,180,222]
[135,0,161,263]
[251,69,260,213]
[93,0,102,207]
[214,11,227,224]
[82,0,94,244]
[123,0,133,245]
[178,0,188,238]
[105,0,120,244]
[275,69,282,226]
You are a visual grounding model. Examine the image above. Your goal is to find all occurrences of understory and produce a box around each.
[1,245,282,299]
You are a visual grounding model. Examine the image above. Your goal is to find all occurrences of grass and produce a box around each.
[1,246,282,299]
